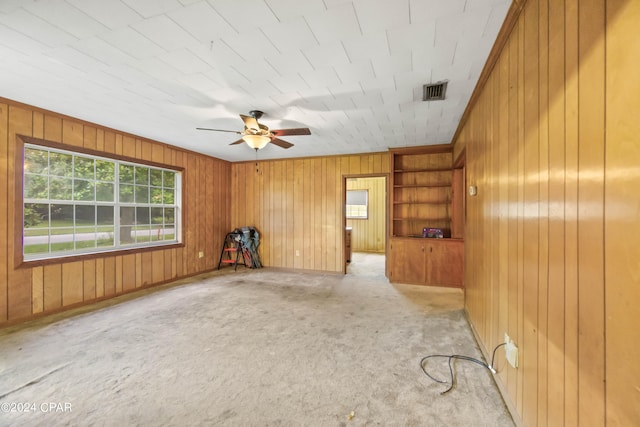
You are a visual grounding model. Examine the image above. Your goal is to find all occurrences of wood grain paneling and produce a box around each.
[0,97,231,326]
[453,0,634,424]
[605,0,640,424]
[0,103,8,322]
[231,153,389,272]
[7,105,32,320]
[346,177,386,253]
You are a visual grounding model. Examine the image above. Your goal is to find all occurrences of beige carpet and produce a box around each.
[0,253,513,426]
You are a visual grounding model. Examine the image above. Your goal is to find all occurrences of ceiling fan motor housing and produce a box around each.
[249,110,264,120]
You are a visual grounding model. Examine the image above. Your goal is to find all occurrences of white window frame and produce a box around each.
[346,189,368,219]
[22,142,182,261]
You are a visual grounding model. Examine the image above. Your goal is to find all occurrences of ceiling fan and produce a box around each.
[196,110,311,150]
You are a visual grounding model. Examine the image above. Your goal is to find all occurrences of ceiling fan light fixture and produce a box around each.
[242,134,270,150]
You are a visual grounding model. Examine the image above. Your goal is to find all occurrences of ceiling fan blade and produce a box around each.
[271,128,311,136]
[240,114,260,131]
[229,139,245,145]
[269,138,294,149]
[196,127,241,134]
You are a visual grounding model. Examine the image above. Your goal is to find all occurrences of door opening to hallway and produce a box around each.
[343,175,387,276]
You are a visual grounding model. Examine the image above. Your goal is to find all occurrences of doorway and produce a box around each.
[343,175,388,275]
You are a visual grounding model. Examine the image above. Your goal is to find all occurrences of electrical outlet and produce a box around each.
[198,251,204,258]
[295,250,300,256]
[504,333,519,368]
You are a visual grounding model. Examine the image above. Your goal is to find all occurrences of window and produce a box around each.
[23,143,181,261]
[346,190,368,219]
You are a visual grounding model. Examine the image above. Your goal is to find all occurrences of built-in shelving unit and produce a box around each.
[387,145,465,288]
[390,145,454,238]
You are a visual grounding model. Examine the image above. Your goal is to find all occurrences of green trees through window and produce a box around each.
[23,144,181,260]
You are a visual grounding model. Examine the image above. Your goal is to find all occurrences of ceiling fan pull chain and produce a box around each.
[255,148,259,173]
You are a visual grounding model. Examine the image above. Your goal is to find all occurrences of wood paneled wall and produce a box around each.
[0,98,231,325]
[604,0,640,424]
[346,177,386,253]
[230,153,390,272]
[453,0,639,425]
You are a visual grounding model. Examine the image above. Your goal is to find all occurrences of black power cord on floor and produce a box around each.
[419,342,507,395]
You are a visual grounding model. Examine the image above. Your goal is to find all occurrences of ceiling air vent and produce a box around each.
[422,81,448,101]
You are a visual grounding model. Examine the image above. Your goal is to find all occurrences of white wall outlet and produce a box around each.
[504,333,519,368]
[296,250,300,256]
[198,251,204,258]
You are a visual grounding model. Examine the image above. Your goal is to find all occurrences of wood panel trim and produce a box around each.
[389,144,453,155]
[0,266,226,331]
[18,134,185,172]
[453,148,466,169]
[0,97,220,161]
[232,150,390,165]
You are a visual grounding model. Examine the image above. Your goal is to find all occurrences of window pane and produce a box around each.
[135,166,149,185]
[76,205,96,227]
[135,185,149,203]
[119,184,134,203]
[25,148,48,174]
[119,164,134,184]
[50,152,73,177]
[97,206,114,226]
[119,227,134,245]
[76,227,96,249]
[163,171,175,188]
[346,190,367,205]
[96,160,115,181]
[162,208,175,241]
[24,241,49,255]
[164,208,175,224]
[51,229,74,252]
[75,205,95,226]
[136,225,151,243]
[74,179,95,201]
[24,174,48,199]
[96,182,114,202]
[50,177,72,200]
[151,207,163,225]
[120,207,135,225]
[150,187,162,204]
[50,204,73,227]
[24,203,49,230]
[163,189,174,204]
[136,207,150,225]
[74,156,94,179]
[163,225,175,241]
[98,229,114,247]
[150,169,163,187]
[119,207,135,244]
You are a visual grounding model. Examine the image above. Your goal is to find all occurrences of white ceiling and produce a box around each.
[0,0,511,162]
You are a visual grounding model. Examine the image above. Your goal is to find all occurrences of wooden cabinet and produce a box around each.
[388,145,464,287]
[388,237,464,287]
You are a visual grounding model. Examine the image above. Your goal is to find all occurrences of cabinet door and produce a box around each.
[425,240,464,287]
[388,239,425,284]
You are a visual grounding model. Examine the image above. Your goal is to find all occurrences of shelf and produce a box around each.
[393,217,451,222]
[390,147,457,240]
[393,183,451,188]
[394,168,452,173]
[393,201,450,205]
